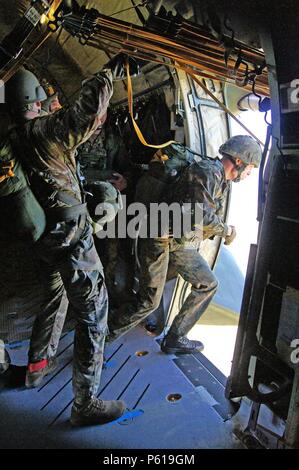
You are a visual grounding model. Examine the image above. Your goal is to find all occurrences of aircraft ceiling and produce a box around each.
[0,1,268,104]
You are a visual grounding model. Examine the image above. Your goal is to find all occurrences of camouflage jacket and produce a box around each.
[77,129,108,184]
[170,157,230,241]
[2,69,113,209]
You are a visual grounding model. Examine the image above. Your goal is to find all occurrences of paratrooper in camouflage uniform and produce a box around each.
[108,136,262,354]
[2,53,140,425]
[77,113,129,301]
[77,119,108,184]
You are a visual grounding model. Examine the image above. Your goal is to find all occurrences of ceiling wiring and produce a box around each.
[59,7,269,96]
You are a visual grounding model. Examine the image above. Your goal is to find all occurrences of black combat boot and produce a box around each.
[25,357,58,388]
[70,397,126,426]
[161,334,204,354]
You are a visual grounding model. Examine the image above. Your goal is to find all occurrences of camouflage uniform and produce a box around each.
[12,69,113,403]
[172,157,230,241]
[78,129,108,184]
[109,157,230,340]
[78,126,135,305]
[77,120,130,182]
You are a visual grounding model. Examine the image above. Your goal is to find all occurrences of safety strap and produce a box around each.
[126,62,176,149]
[126,59,264,149]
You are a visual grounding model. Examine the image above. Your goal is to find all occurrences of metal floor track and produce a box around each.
[0,326,243,449]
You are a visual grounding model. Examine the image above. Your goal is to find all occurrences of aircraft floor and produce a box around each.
[0,326,243,449]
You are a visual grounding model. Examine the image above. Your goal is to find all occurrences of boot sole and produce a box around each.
[70,406,126,427]
[70,415,122,427]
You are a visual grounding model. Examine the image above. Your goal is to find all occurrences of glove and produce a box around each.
[224,225,237,245]
[103,53,140,81]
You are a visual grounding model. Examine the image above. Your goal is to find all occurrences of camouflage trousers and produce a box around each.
[30,220,108,405]
[108,237,218,339]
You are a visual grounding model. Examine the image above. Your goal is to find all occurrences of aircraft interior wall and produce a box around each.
[0,0,299,450]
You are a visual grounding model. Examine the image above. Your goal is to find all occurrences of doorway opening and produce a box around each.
[189,109,269,376]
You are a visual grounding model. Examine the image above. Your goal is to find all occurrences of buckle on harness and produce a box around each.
[0,159,15,183]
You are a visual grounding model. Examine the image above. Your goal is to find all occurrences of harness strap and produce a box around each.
[56,190,82,206]
[45,202,88,223]
[0,159,15,183]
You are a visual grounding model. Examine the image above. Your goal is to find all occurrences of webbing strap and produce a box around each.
[46,203,88,222]
[125,60,264,149]
[0,159,15,183]
[56,190,82,206]
[126,62,176,149]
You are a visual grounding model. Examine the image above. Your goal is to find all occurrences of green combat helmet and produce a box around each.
[219,135,262,168]
[6,67,47,111]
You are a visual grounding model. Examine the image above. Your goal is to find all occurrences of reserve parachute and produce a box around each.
[135,142,196,206]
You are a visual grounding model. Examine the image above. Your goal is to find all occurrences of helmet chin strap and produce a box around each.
[233,162,248,183]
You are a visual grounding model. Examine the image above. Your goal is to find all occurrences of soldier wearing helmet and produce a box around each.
[5,67,48,121]
[108,136,262,355]
[40,80,62,115]
[1,54,140,426]
[219,135,261,183]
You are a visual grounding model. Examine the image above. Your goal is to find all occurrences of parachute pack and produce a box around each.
[135,142,197,206]
[0,128,46,243]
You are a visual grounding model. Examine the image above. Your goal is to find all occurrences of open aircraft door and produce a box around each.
[225,2,299,449]
[1,0,299,450]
